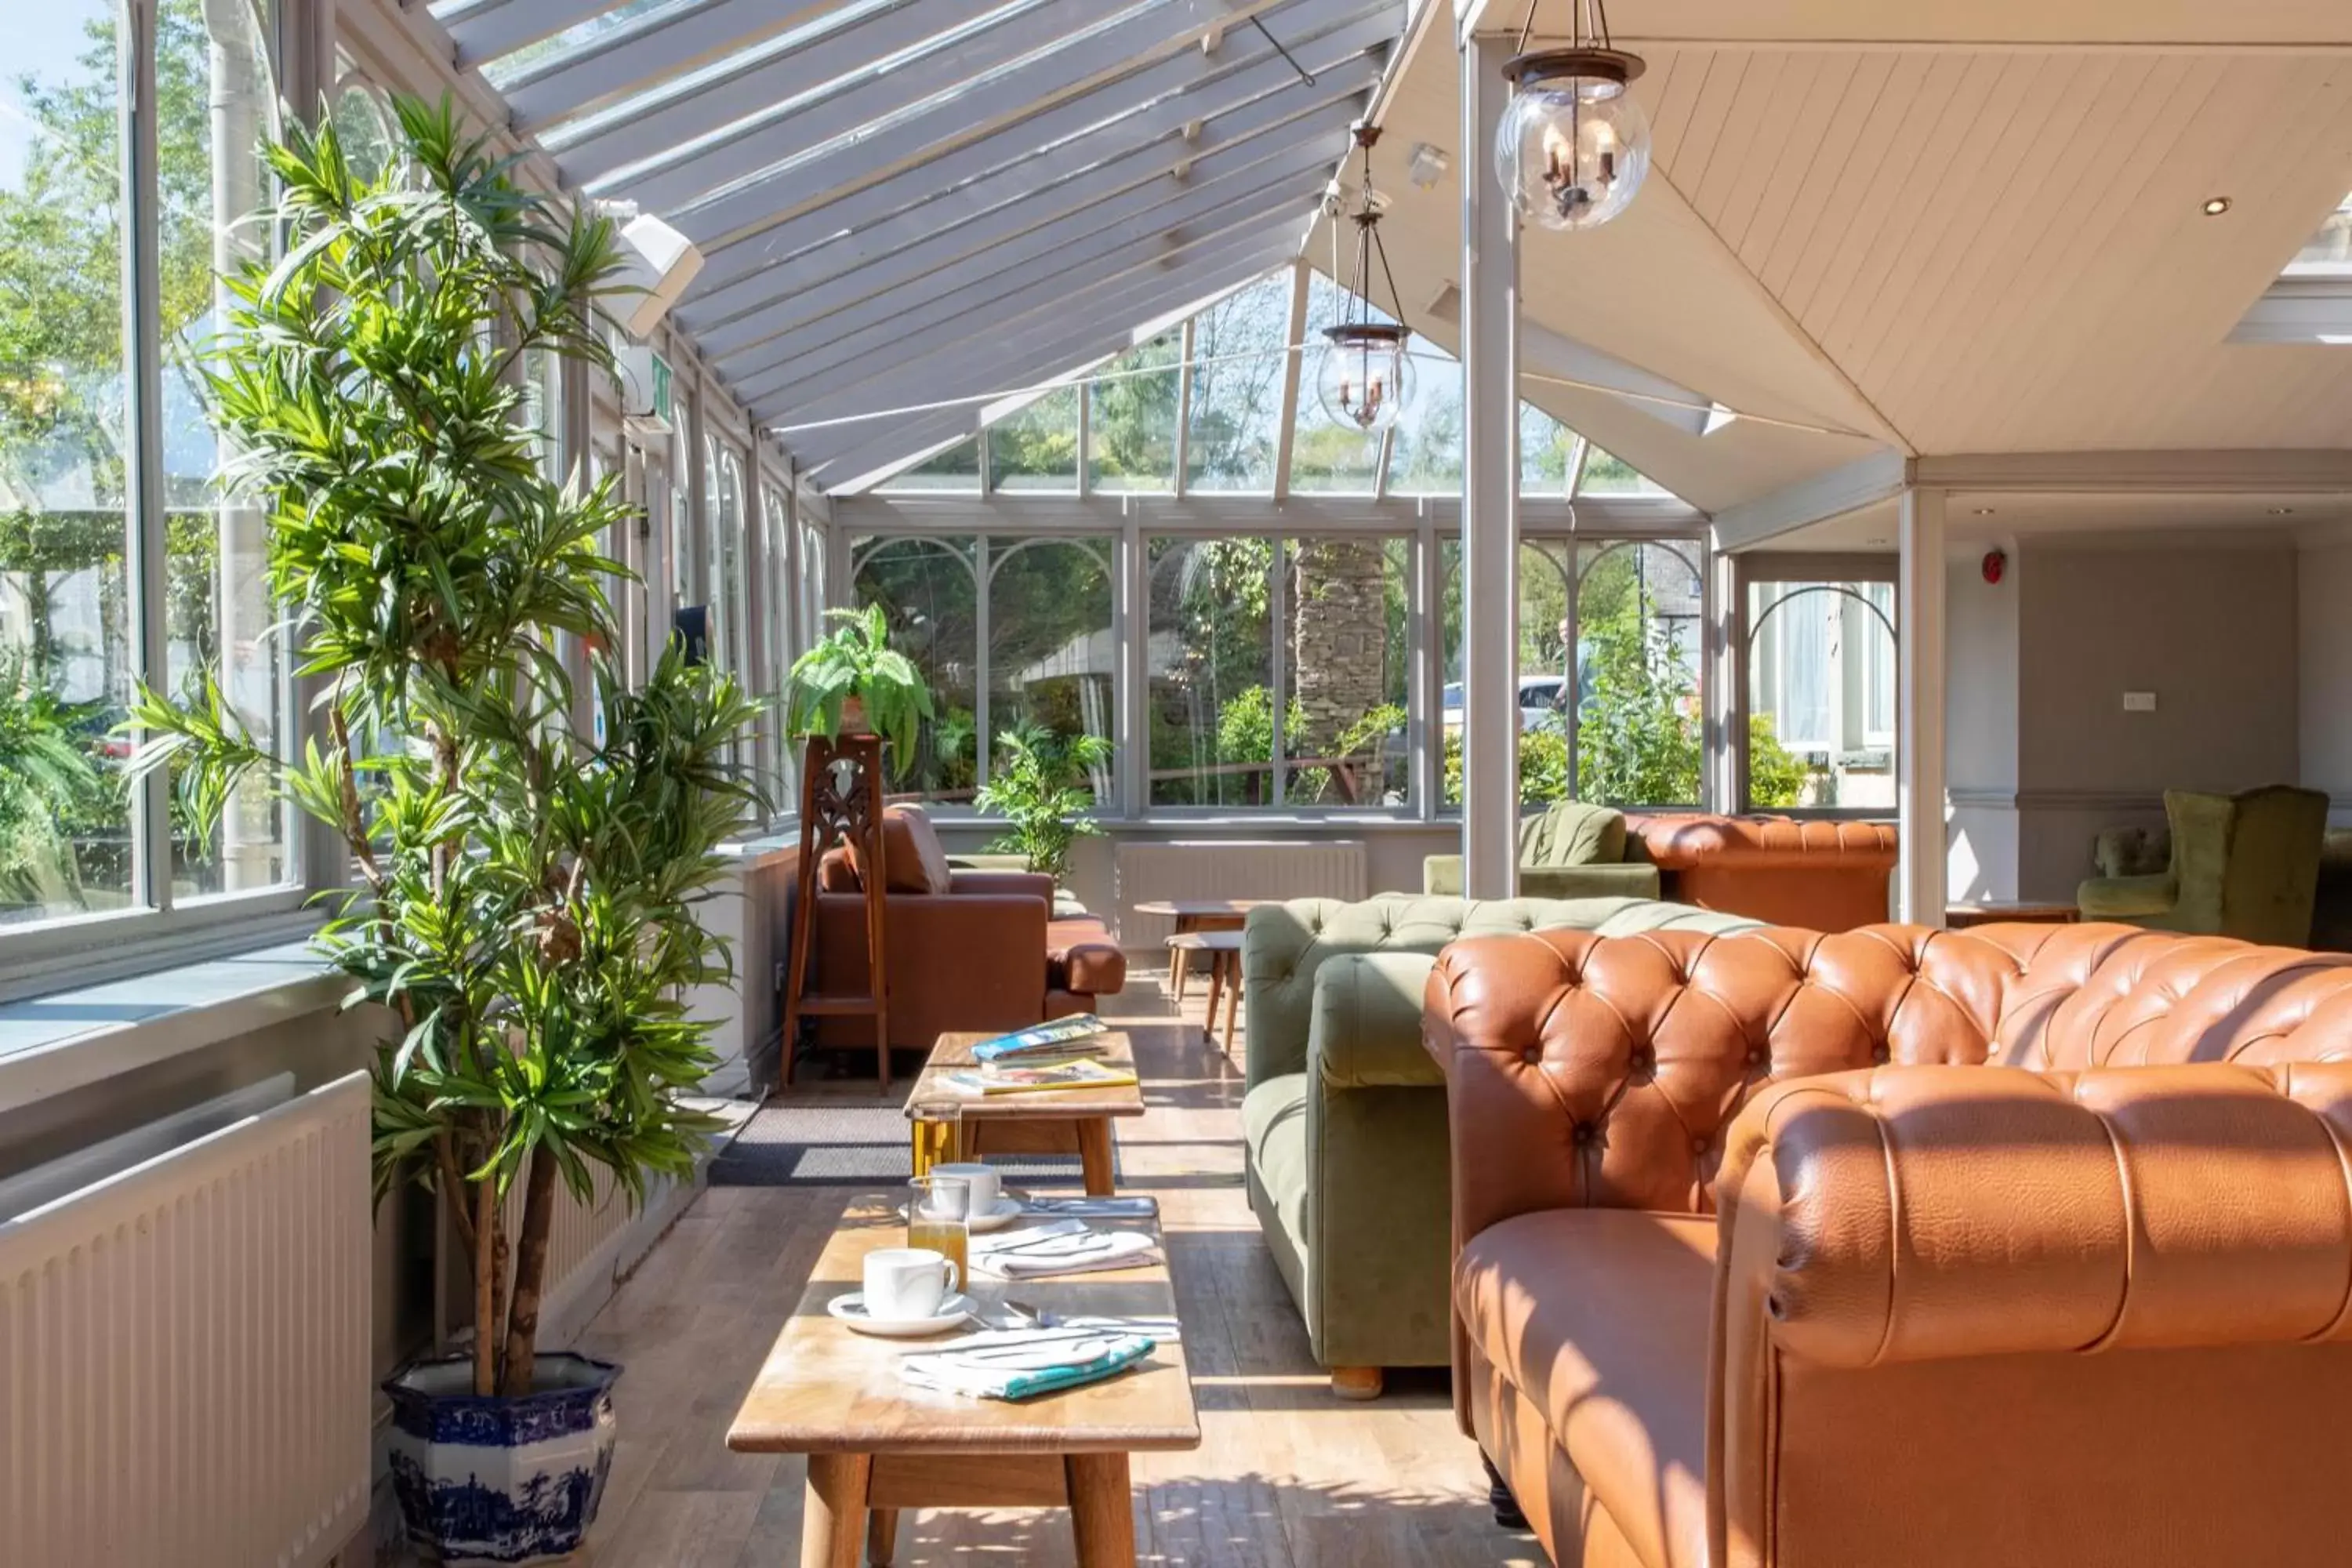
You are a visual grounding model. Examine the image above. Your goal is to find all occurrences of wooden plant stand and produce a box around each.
[782,731,892,1093]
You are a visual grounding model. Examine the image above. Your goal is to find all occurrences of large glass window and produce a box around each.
[1284,538,1410,807]
[707,442,748,686]
[850,535,978,801]
[2,0,292,931]
[761,484,789,794]
[880,434,981,493]
[1184,274,1291,492]
[1087,332,1178,492]
[1746,578,1897,810]
[1287,274,1384,493]
[3,0,136,924]
[1146,538,1272,806]
[984,539,1114,802]
[1441,535,1705,809]
[985,387,1079,492]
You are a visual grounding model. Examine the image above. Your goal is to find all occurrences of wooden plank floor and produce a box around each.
[453,973,1538,1567]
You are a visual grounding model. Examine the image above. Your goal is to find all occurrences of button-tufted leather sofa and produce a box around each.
[1425,813,1901,931]
[1424,920,2352,1568]
[797,804,1125,1052]
[1240,895,1756,1398]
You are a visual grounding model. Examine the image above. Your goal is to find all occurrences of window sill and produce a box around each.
[0,941,343,1116]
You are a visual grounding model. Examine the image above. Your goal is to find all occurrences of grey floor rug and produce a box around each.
[706,1100,1102,1189]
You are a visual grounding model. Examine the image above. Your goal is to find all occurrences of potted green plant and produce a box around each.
[125,96,760,1566]
[974,724,1112,882]
[784,603,933,760]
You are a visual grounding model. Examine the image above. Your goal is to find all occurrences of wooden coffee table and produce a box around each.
[906,1030,1147,1196]
[727,1199,1200,1567]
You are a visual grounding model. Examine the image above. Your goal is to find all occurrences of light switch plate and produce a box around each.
[2123,691,2158,712]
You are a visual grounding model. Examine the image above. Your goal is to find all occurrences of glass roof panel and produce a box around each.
[1088,332,1180,493]
[1186,271,1294,493]
[2288,193,2352,275]
[1287,273,1382,493]
[477,0,698,87]
[1574,443,1670,497]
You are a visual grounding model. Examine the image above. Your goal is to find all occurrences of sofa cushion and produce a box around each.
[1520,801,1628,868]
[845,803,954,894]
[1242,1073,1312,1291]
[1046,916,1126,996]
[1458,1208,1717,1568]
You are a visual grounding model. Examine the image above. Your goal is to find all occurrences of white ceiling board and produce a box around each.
[1365,21,2352,516]
[1341,34,1900,510]
[1504,1,2352,48]
[1760,490,2352,553]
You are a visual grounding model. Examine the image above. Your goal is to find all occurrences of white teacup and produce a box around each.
[863,1247,960,1322]
[929,1162,1001,1215]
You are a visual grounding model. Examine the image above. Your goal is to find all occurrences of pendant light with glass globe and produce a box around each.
[1316,124,1412,435]
[1496,0,1651,231]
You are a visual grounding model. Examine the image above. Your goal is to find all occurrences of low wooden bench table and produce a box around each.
[727,1199,1200,1566]
[1167,930,1244,1057]
[906,1029,1147,1196]
[1133,897,1279,1003]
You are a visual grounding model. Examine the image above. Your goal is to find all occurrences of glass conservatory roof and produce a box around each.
[429,0,1410,480]
[858,262,1684,503]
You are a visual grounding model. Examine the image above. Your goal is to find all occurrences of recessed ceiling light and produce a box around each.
[2269,506,2296,515]
[2203,196,2232,216]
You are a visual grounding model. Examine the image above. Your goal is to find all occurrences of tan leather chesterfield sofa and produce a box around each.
[1424,920,2352,1568]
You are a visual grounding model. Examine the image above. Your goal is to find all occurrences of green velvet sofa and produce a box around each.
[1420,800,1662,900]
[1238,893,1754,1399]
[2078,785,2328,946]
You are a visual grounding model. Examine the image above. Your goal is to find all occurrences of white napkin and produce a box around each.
[899,1328,1156,1400]
[968,1220,1161,1279]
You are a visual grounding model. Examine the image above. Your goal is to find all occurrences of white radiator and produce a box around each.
[0,1071,372,1568]
[1116,839,1367,949]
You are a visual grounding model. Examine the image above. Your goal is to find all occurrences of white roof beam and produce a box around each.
[726,183,1314,406]
[633,0,1398,244]
[1711,450,1904,552]
[679,71,1372,337]
[707,143,1338,377]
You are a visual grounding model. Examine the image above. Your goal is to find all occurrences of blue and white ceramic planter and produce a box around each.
[387,1353,620,1566]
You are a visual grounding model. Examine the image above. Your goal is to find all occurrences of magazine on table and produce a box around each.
[941,1058,1139,1097]
[969,1014,1112,1065]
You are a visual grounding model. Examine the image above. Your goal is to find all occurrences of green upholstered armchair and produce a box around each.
[1237,894,1751,1399]
[2077,785,2329,946]
[1421,800,1662,899]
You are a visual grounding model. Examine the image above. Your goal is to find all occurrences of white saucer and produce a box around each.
[895,1196,1025,1232]
[828,1291,977,1338]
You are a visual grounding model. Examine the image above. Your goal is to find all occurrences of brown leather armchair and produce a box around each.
[799,805,1124,1051]
[1628,815,1899,930]
[1425,921,2352,1568]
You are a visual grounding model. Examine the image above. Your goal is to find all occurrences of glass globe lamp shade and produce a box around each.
[1316,323,1411,434]
[1496,49,1651,232]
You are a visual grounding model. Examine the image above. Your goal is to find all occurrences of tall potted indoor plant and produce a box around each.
[128,96,760,1565]
[784,603,933,757]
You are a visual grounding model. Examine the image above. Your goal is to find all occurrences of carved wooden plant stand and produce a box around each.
[782,731,891,1093]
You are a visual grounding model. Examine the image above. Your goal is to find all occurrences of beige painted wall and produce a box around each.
[2299,539,2352,825]
[1947,542,2022,900]
[2012,539,2300,898]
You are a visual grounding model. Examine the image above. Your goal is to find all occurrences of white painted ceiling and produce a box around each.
[1349,0,2352,514]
